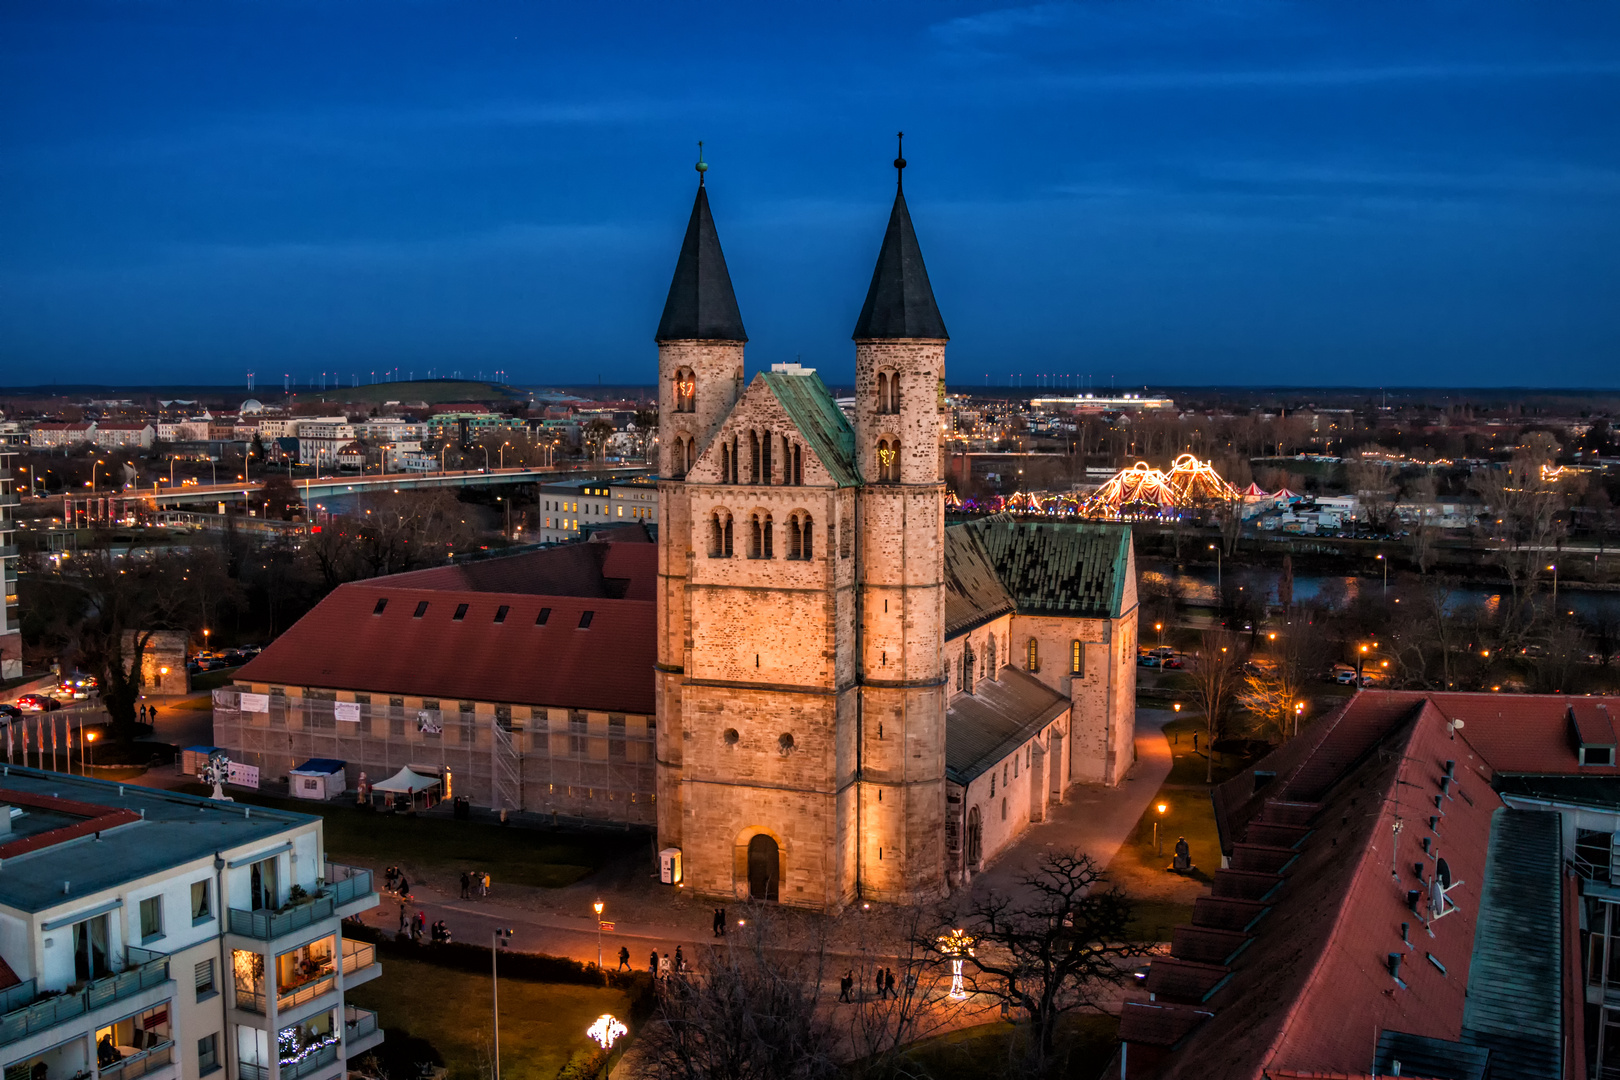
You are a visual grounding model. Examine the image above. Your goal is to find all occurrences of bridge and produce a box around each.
[40,465,653,510]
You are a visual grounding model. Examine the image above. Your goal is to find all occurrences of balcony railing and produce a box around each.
[344,1006,378,1044]
[238,1063,268,1080]
[340,941,376,978]
[100,1040,174,1080]
[227,868,374,942]
[0,953,170,1046]
[281,1043,339,1080]
[277,973,337,1013]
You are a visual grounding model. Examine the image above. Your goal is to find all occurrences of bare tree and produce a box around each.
[1469,433,1570,647]
[1190,628,1246,782]
[919,852,1143,1075]
[642,910,838,1080]
[1346,456,1398,531]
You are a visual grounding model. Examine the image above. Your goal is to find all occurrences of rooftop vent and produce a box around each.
[1571,702,1617,766]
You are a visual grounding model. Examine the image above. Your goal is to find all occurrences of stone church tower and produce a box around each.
[654,152,952,910]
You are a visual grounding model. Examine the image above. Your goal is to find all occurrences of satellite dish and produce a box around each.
[1435,857,1452,889]
[1429,876,1447,920]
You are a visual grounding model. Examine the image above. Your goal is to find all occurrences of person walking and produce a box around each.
[397,874,410,899]
[713,908,723,937]
[885,968,897,1000]
[617,946,631,971]
[674,946,684,973]
[659,952,672,978]
[839,971,853,1003]
[415,910,426,938]
[649,949,659,973]
[459,872,470,899]
[398,902,408,933]
[718,906,727,935]
[482,871,491,897]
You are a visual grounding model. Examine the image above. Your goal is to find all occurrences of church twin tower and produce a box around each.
[654,154,950,909]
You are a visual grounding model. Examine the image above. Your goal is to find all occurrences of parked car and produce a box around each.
[1335,669,1359,685]
[50,683,89,701]
[14,694,61,712]
[0,704,21,720]
[1150,646,1176,658]
[1162,657,1184,669]
[1138,655,1162,668]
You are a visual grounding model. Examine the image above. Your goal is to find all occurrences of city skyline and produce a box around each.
[3,1,1619,387]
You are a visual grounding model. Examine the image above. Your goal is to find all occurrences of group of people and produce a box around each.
[383,865,412,899]
[617,944,687,976]
[136,703,158,723]
[395,903,451,943]
[838,966,900,1003]
[459,870,492,898]
[710,907,728,936]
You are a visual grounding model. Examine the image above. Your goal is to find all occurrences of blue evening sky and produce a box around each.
[3,1,1618,388]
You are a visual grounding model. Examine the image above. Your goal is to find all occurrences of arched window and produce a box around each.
[711,511,733,557]
[721,440,733,484]
[761,430,773,485]
[988,635,997,674]
[750,512,773,559]
[876,372,889,414]
[727,436,739,483]
[673,368,696,414]
[888,372,901,413]
[1070,640,1083,675]
[791,444,803,485]
[876,438,900,483]
[963,643,975,694]
[749,431,761,484]
[789,515,802,560]
[800,512,812,558]
[1027,638,1040,672]
[979,640,987,678]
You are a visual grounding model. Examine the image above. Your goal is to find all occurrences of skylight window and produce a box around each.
[494,605,510,624]
[413,601,429,618]
[579,611,595,629]
[453,603,469,621]
[373,598,388,615]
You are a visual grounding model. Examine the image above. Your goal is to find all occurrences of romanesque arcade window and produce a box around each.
[749,512,773,559]
[788,511,814,560]
[710,510,733,557]
[876,371,901,414]
[790,443,803,485]
[673,368,696,413]
[1071,640,1084,674]
[988,634,997,674]
[1026,638,1040,672]
[875,438,900,483]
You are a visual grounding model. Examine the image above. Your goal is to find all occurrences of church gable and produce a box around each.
[686,370,861,488]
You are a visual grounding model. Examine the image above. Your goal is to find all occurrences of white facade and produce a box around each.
[93,425,155,451]
[0,774,383,1080]
[609,480,658,524]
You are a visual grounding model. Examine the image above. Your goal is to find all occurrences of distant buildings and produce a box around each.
[0,428,18,678]
[0,771,382,1080]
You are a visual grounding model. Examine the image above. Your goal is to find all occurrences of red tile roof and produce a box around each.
[1147,699,1503,1080]
[0,789,142,859]
[238,542,656,714]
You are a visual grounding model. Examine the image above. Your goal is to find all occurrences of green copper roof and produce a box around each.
[943,525,1015,639]
[759,370,861,487]
[965,517,1132,619]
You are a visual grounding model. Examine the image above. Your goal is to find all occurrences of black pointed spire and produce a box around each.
[852,135,947,341]
[656,158,747,343]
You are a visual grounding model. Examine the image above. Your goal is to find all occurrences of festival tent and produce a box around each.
[1240,482,1271,498]
[289,758,346,801]
[1274,487,1303,503]
[369,766,442,811]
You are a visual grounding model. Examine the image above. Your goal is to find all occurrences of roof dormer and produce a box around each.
[1570,702,1616,767]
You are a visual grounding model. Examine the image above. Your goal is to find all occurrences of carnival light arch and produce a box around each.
[948,454,1244,520]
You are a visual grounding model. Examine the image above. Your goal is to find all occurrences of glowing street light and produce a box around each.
[1154,801,1169,854]
[594,899,605,971]
[587,1014,628,1077]
[1294,701,1305,737]
[938,929,976,1000]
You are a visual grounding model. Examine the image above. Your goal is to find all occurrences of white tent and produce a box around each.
[369,766,442,811]
[289,758,346,801]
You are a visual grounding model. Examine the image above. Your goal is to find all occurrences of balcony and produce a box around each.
[227,868,373,941]
[343,1006,383,1059]
[0,952,170,1046]
[340,941,380,990]
[281,1042,340,1080]
[100,1040,174,1080]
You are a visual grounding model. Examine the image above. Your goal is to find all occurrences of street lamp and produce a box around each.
[492,927,513,1080]
[1377,553,1387,598]
[1548,564,1558,609]
[938,929,975,1000]
[1154,801,1169,855]
[91,459,105,492]
[1155,622,1163,650]
[594,899,605,971]
[1293,701,1305,738]
[1208,543,1221,594]
[85,731,97,772]
[587,1015,628,1078]
[1357,644,1368,685]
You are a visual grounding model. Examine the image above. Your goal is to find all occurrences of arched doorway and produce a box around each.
[966,806,982,869]
[747,834,779,901]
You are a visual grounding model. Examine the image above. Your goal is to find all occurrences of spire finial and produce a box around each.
[696,140,707,186]
[893,131,906,190]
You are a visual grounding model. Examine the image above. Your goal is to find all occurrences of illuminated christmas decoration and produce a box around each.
[947,454,1242,520]
[938,928,975,1000]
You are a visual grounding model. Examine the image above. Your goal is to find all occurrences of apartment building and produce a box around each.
[0,771,382,1080]
[607,478,658,526]
[27,424,96,450]
[293,426,355,468]
[537,480,615,544]
[92,425,155,451]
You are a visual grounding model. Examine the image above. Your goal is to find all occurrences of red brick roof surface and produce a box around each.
[238,542,656,714]
[1149,698,1503,1080]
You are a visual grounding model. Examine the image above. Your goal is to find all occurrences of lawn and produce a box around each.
[176,786,643,888]
[345,953,631,1080]
[899,1013,1119,1080]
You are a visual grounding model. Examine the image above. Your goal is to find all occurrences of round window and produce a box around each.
[723,728,740,746]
